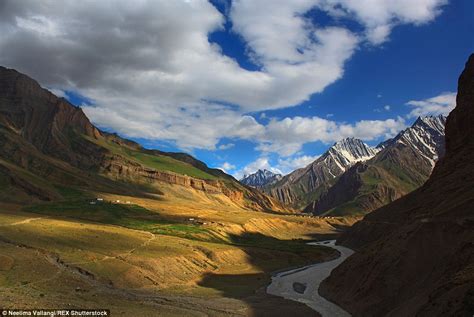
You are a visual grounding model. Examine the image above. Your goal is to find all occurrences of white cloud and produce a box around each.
[255,116,406,156]
[218,143,235,150]
[218,162,236,173]
[406,92,456,118]
[0,0,445,154]
[0,0,360,114]
[319,0,448,44]
[277,155,321,174]
[374,104,391,112]
[47,88,67,98]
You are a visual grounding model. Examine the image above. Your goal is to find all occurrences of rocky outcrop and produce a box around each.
[0,67,103,168]
[98,152,284,211]
[104,155,227,194]
[319,54,474,316]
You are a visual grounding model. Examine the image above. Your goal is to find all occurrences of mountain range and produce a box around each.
[240,169,282,188]
[304,115,446,216]
[0,66,282,212]
[263,138,379,209]
[247,116,446,215]
[319,53,474,317]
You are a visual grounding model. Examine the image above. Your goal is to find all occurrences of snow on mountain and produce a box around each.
[267,117,446,209]
[386,115,446,167]
[240,169,282,188]
[264,138,377,207]
[305,115,447,215]
[326,138,380,172]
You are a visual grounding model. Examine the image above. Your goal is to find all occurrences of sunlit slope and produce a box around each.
[0,203,351,316]
[0,65,283,212]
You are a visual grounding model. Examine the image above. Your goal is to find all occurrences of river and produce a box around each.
[266,240,354,317]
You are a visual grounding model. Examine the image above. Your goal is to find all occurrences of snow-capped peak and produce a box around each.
[240,169,282,188]
[326,138,379,171]
[392,115,446,167]
[414,115,446,135]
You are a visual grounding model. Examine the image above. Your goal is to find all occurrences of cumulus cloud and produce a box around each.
[406,92,456,118]
[0,0,359,113]
[256,116,406,156]
[218,162,236,173]
[318,0,447,44]
[277,155,321,174]
[0,0,446,154]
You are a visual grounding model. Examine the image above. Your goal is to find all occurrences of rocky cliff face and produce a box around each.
[265,138,377,209]
[0,67,103,168]
[306,116,446,216]
[319,54,474,316]
[0,66,282,212]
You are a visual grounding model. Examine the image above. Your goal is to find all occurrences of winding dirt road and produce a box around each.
[266,240,354,317]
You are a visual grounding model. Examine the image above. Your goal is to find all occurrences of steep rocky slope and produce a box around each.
[265,138,378,209]
[0,66,283,212]
[305,116,446,216]
[319,54,474,316]
[240,169,282,188]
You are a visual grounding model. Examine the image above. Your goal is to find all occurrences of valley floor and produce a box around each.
[0,198,357,316]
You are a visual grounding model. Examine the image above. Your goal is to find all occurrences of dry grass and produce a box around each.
[0,184,356,316]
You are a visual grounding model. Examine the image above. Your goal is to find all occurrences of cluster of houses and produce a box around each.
[88,198,133,205]
[188,217,212,226]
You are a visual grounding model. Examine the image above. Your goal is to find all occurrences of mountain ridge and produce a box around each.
[264,137,377,209]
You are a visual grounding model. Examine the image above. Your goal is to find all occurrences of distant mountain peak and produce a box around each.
[263,137,378,207]
[240,169,282,188]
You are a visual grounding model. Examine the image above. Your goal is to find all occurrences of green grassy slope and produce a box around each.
[83,135,217,180]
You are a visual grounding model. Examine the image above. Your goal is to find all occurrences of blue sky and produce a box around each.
[193,0,474,176]
[0,0,472,178]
